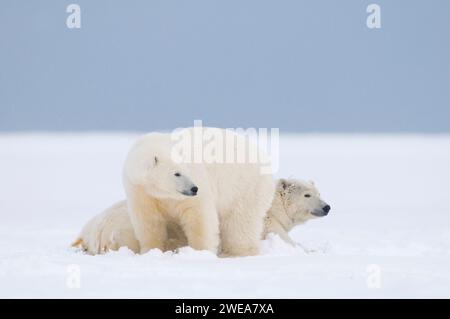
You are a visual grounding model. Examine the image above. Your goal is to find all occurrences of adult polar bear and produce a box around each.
[123,127,275,257]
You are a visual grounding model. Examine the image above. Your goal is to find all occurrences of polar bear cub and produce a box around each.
[263,179,331,246]
[122,128,275,256]
[71,201,140,254]
[73,179,330,255]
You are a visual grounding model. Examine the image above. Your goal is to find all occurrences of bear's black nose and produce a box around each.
[191,186,198,195]
[322,205,331,214]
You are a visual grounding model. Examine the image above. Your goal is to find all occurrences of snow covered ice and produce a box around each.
[1,133,450,298]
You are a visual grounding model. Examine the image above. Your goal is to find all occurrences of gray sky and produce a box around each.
[1,0,449,132]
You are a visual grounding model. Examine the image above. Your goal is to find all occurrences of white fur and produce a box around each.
[73,180,329,255]
[263,179,330,246]
[72,201,140,255]
[122,128,275,256]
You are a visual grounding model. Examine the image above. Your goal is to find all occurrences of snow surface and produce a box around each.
[1,133,450,298]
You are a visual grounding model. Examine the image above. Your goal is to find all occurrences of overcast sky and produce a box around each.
[1,0,449,132]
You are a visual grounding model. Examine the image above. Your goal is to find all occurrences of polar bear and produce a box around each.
[263,179,331,246]
[72,179,330,255]
[71,201,140,254]
[71,201,186,255]
[122,128,275,256]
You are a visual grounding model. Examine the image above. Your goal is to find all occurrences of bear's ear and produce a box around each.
[278,179,294,196]
[278,179,288,191]
[147,156,158,171]
[278,179,297,199]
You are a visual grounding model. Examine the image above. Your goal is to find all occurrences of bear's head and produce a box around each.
[124,135,198,200]
[144,155,198,199]
[278,179,331,224]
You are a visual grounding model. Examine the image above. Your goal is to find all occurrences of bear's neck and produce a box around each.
[266,191,295,232]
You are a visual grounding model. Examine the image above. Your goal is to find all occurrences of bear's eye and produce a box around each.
[304,194,311,198]
[174,172,181,177]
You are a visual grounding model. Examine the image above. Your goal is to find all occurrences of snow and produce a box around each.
[1,133,450,298]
